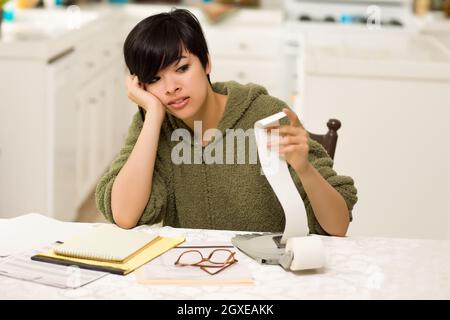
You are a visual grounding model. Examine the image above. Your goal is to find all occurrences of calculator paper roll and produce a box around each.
[254,112,309,243]
[286,236,325,271]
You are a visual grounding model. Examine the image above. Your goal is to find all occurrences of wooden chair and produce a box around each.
[307,119,341,160]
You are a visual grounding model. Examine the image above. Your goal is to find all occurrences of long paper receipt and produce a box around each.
[254,111,309,243]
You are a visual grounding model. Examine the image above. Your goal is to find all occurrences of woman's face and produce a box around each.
[145,49,211,120]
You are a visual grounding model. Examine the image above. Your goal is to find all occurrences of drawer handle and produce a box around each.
[286,41,298,48]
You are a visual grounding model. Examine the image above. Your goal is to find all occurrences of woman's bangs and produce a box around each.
[139,26,185,83]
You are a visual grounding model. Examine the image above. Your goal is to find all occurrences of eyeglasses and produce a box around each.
[174,249,238,275]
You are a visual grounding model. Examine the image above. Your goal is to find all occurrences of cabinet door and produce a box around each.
[75,71,118,205]
[75,88,94,205]
[0,61,48,218]
[76,81,106,204]
[93,70,117,177]
[102,67,120,166]
[52,53,78,221]
[111,64,127,155]
[88,86,103,185]
[111,60,136,157]
[91,86,108,177]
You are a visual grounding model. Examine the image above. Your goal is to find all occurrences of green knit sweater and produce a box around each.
[95,81,358,235]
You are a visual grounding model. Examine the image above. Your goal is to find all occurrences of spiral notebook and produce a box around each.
[52,224,157,263]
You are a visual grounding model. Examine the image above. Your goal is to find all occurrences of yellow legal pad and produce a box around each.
[31,236,186,275]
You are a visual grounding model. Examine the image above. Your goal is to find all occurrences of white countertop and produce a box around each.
[1,214,449,299]
[0,3,283,61]
[417,12,450,34]
[304,32,450,80]
[0,6,122,60]
[283,15,450,80]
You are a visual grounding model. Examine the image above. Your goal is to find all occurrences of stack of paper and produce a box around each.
[31,225,185,275]
[0,213,91,257]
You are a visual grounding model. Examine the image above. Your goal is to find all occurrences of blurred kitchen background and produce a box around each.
[1,0,450,240]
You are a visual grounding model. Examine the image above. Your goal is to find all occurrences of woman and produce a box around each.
[95,8,358,236]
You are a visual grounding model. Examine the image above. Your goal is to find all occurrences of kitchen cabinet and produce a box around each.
[0,60,49,219]
[50,50,78,222]
[0,51,80,221]
[204,26,284,99]
[75,59,131,206]
[73,27,132,212]
[75,74,113,206]
[0,13,132,220]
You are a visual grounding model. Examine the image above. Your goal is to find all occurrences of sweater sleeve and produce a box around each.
[95,112,169,226]
[288,139,358,235]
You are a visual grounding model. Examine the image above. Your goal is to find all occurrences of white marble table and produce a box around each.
[1,215,449,300]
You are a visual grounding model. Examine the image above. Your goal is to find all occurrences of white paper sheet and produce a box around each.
[254,112,309,243]
[0,244,107,289]
[0,213,92,257]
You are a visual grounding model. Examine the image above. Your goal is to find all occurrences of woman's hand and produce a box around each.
[125,75,165,115]
[267,108,311,175]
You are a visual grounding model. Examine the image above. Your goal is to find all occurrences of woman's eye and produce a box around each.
[177,64,189,73]
[150,77,160,84]
[149,65,188,83]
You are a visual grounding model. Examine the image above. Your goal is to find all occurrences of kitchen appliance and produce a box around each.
[283,0,415,28]
[280,0,419,112]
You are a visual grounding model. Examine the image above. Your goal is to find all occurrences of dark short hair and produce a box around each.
[123,8,210,84]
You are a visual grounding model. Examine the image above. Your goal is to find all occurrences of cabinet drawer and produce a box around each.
[98,35,123,66]
[205,28,282,58]
[212,59,282,92]
[77,39,103,86]
[77,35,122,86]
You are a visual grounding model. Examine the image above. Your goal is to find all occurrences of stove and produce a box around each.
[283,0,415,29]
[279,0,424,116]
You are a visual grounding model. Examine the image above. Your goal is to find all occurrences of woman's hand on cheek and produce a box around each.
[125,75,165,115]
[267,108,311,175]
